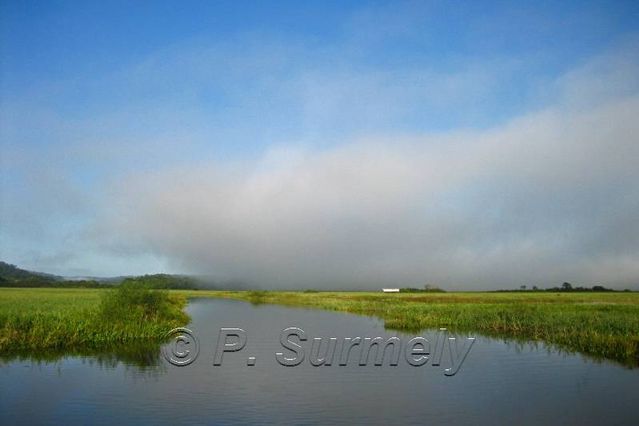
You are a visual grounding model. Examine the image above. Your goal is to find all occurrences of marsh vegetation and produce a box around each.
[2,287,638,367]
[0,285,188,356]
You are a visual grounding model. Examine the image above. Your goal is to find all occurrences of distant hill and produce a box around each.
[0,261,203,289]
[0,261,107,288]
[119,274,199,290]
[0,261,60,284]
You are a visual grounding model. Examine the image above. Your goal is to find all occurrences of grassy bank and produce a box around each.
[2,288,638,367]
[0,287,188,356]
[180,290,639,367]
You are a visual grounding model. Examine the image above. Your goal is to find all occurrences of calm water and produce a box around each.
[1,298,638,425]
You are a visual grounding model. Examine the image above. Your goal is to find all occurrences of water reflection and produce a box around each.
[0,341,163,370]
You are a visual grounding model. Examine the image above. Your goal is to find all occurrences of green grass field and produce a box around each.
[179,290,639,367]
[0,288,188,359]
[1,288,638,367]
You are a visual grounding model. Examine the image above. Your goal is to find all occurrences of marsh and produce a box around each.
[2,297,638,425]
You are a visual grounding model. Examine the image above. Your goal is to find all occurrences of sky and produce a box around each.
[1,0,638,289]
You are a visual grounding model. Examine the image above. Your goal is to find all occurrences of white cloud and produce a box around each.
[93,61,639,288]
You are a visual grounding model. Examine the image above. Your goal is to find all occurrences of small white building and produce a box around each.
[382,288,400,293]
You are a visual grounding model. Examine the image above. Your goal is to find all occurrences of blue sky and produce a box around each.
[1,1,639,288]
